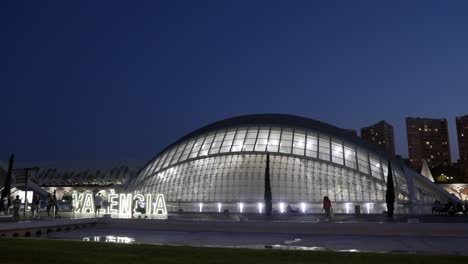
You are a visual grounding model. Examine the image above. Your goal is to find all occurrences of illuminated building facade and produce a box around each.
[406,117,451,171]
[456,115,468,182]
[361,121,395,156]
[128,114,455,214]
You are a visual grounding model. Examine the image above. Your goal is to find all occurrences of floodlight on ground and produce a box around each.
[257,203,263,213]
[279,202,285,213]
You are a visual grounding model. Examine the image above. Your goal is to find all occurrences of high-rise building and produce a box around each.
[456,115,468,182]
[361,121,395,155]
[406,117,451,171]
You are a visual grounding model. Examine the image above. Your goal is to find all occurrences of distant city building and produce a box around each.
[360,121,395,155]
[406,117,451,171]
[456,115,468,182]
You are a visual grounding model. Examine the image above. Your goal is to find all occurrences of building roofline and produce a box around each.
[138,114,396,175]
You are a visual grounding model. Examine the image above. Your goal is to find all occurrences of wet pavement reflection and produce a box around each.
[42,226,468,256]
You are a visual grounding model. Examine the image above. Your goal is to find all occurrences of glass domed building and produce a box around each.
[128,114,456,214]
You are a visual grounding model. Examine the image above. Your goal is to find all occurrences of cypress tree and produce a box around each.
[264,153,272,216]
[1,154,14,211]
[385,160,395,218]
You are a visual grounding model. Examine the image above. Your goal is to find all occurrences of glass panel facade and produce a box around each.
[179,139,195,162]
[305,132,318,158]
[148,156,162,175]
[344,144,357,169]
[356,149,369,174]
[318,135,330,161]
[267,127,281,152]
[135,154,389,203]
[155,151,170,172]
[394,167,409,198]
[130,123,450,213]
[414,178,445,203]
[142,126,390,176]
[369,155,383,180]
[231,128,247,152]
[243,127,258,151]
[189,136,205,158]
[220,129,236,153]
[254,127,269,151]
[209,131,225,154]
[331,139,344,165]
[198,133,214,156]
[164,145,180,166]
[279,128,293,154]
[292,130,305,156]
[170,142,187,165]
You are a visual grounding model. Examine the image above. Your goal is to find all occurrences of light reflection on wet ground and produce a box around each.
[46,226,468,255]
[82,235,135,244]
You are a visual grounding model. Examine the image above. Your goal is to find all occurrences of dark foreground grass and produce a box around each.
[0,238,467,264]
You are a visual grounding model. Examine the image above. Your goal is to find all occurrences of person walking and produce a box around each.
[46,193,53,217]
[2,196,9,215]
[13,195,21,220]
[94,193,103,217]
[31,194,40,219]
[53,190,60,218]
[322,196,332,221]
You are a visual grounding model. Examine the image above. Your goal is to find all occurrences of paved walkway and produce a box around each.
[48,224,468,255]
[104,218,468,237]
[3,214,468,255]
[0,218,97,231]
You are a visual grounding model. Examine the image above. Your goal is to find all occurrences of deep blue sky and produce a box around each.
[1,1,468,164]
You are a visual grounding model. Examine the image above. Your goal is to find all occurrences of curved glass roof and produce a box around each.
[133,114,401,187]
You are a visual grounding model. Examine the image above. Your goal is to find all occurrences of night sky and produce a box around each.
[1,1,468,165]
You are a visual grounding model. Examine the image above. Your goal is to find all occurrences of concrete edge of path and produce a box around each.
[101,218,468,238]
[0,218,98,235]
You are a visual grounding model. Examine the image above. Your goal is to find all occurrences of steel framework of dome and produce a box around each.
[128,114,456,214]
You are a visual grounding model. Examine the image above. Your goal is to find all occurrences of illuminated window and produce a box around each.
[267,127,281,152]
[198,133,215,156]
[369,155,382,180]
[305,132,318,158]
[220,129,236,153]
[331,139,344,165]
[254,127,270,151]
[231,128,247,152]
[344,144,357,169]
[292,130,306,156]
[279,128,293,154]
[318,135,330,161]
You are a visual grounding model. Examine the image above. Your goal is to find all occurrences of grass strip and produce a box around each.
[0,238,467,264]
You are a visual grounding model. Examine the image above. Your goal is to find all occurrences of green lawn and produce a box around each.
[0,238,467,264]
